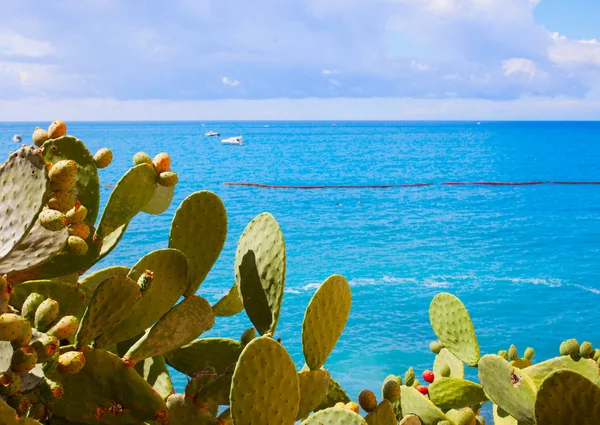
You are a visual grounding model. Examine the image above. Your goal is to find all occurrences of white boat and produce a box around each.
[205,131,220,137]
[12,134,22,143]
[221,136,243,145]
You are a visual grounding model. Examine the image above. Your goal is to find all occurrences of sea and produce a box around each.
[2,121,600,418]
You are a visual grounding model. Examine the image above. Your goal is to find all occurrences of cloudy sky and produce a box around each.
[1,0,599,120]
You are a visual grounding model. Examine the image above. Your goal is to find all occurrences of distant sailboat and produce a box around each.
[205,131,220,137]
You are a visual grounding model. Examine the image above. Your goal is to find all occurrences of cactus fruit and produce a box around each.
[65,203,87,225]
[47,120,67,139]
[523,347,534,361]
[30,333,59,363]
[133,151,153,166]
[422,370,434,383]
[416,386,428,395]
[508,345,518,361]
[152,153,171,173]
[579,341,593,358]
[0,371,21,396]
[447,408,477,425]
[430,340,443,354]
[67,223,90,239]
[358,389,378,413]
[498,350,508,360]
[47,315,79,340]
[560,339,580,357]
[440,364,451,378]
[344,401,360,414]
[57,351,86,375]
[93,148,112,169]
[0,314,31,342]
[6,392,30,415]
[404,367,415,387]
[48,160,77,191]
[38,210,66,232]
[10,346,38,374]
[382,379,401,403]
[66,235,88,256]
[32,127,49,147]
[137,269,154,292]
[158,171,178,187]
[21,293,45,324]
[34,299,59,332]
[434,348,464,381]
[240,327,256,345]
[47,191,76,213]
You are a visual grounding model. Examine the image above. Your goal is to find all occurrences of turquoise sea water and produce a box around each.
[2,121,600,414]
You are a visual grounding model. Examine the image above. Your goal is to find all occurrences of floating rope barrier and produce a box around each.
[223,181,600,189]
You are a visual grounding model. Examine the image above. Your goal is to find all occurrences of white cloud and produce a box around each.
[502,58,538,79]
[0,31,53,57]
[549,33,600,67]
[328,78,342,86]
[322,69,339,75]
[221,76,241,87]
[410,60,430,71]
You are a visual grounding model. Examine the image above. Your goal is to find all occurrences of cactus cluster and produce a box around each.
[1,122,599,424]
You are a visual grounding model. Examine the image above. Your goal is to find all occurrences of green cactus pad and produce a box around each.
[365,400,397,425]
[123,295,214,366]
[429,293,480,367]
[166,393,218,425]
[78,266,130,299]
[40,348,167,424]
[164,338,243,376]
[433,348,464,380]
[317,376,351,410]
[301,407,367,425]
[235,212,286,335]
[0,147,48,262]
[534,370,600,424]
[401,385,449,425]
[1,398,43,425]
[0,222,68,275]
[212,283,244,316]
[169,191,227,296]
[96,164,157,238]
[97,223,128,262]
[493,405,518,425]
[42,136,100,226]
[10,280,86,318]
[297,369,331,420]
[134,355,173,400]
[478,354,537,425]
[524,355,599,387]
[75,275,142,348]
[142,184,175,215]
[302,274,352,370]
[429,378,487,411]
[230,336,299,425]
[95,248,188,347]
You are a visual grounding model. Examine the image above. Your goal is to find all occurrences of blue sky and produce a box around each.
[1,0,599,120]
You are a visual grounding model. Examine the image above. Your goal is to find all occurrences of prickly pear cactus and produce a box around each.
[230,336,299,425]
[300,407,367,425]
[297,369,331,420]
[400,385,449,425]
[365,400,396,425]
[524,355,599,386]
[429,293,480,367]
[428,378,487,411]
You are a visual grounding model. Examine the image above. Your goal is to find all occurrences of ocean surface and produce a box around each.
[2,121,600,416]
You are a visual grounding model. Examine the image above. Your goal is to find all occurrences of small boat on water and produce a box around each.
[12,134,22,143]
[221,136,243,146]
[205,131,220,137]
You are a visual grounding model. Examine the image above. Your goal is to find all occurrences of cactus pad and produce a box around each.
[230,336,299,425]
[164,338,243,376]
[212,283,244,317]
[401,385,449,424]
[535,370,600,424]
[42,136,100,226]
[493,405,518,425]
[0,222,68,275]
[10,280,86,318]
[297,369,331,420]
[524,355,599,387]
[40,348,167,424]
[166,393,218,425]
[75,275,142,348]
[317,376,351,410]
[235,212,286,335]
[429,293,480,367]
[142,184,174,215]
[169,191,227,296]
[433,348,464,380]
[0,147,48,261]
[300,407,367,425]
[365,400,396,425]
[95,248,188,347]
[78,266,130,299]
[123,295,214,366]
[478,354,537,425]
[97,223,128,262]
[428,378,487,411]
[302,274,352,370]
[96,164,157,238]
